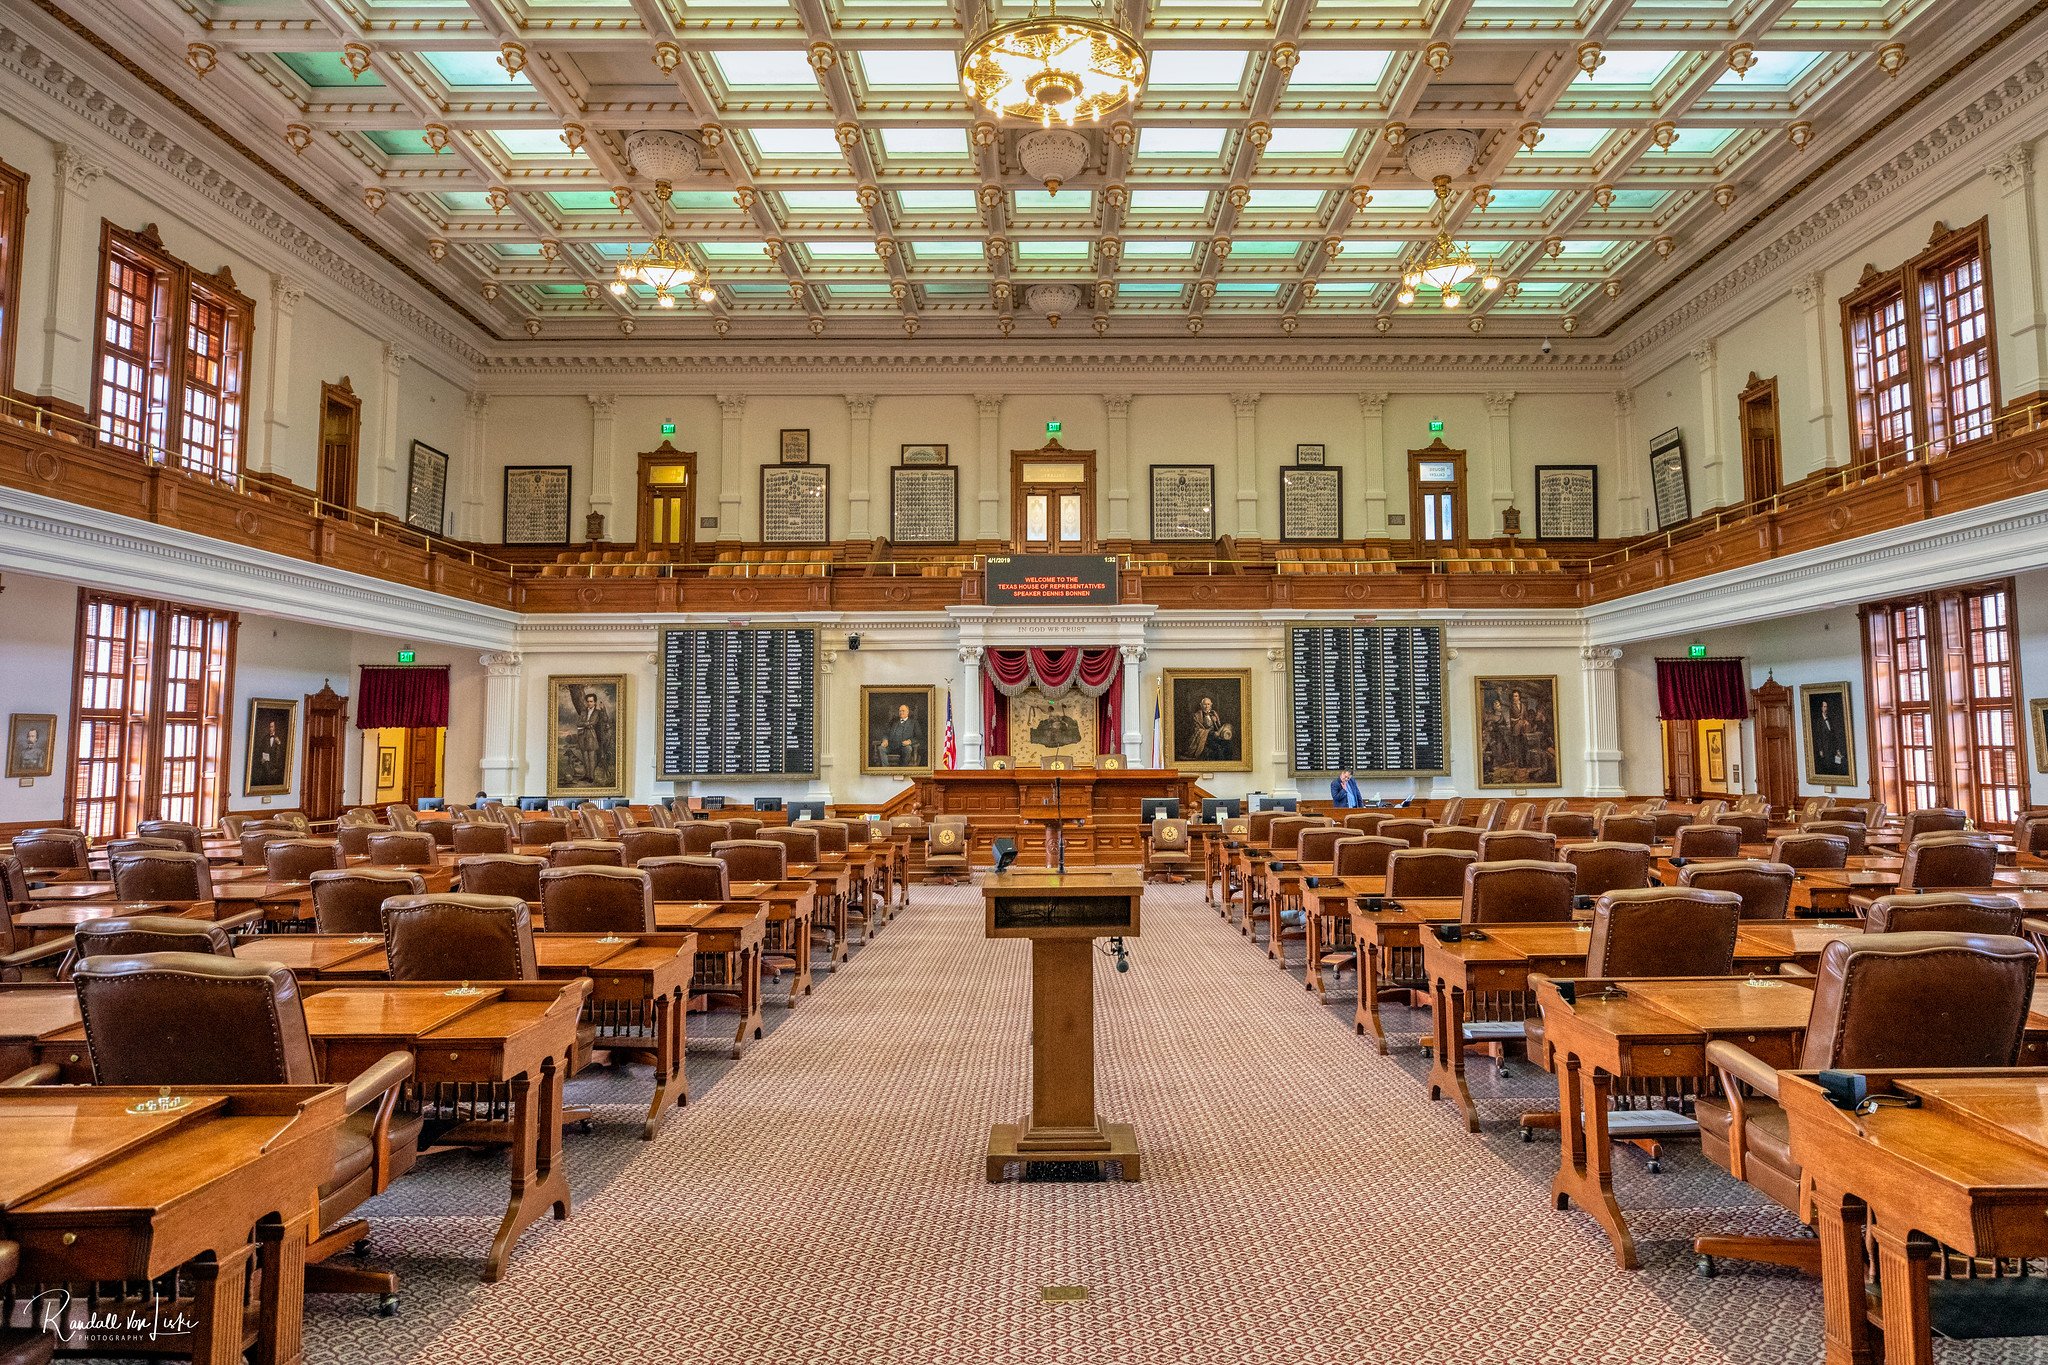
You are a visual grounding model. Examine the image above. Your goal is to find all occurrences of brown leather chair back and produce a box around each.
[382,894,536,981]
[926,821,969,862]
[1865,892,2024,937]
[1679,859,1795,921]
[1901,833,1997,890]
[1386,847,1478,899]
[75,914,234,964]
[135,820,203,853]
[1693,799,1727,824]
[336,824,387,858]
[1151,819,1192,856]
[0,854,28,913]
[645,805,677,830]
[1562,841,1653,897]
[1799,932,2035,1070]
[1461,859,1575,925]
[265,838,346,883]
[713,839,788,883]
[805,821,850,856]
[385,805,420,832]
[724,817,765,841]
[761,827,820,866]
[1902,808,1969,842]
[1297,827,1348,864]
[1585,887,1742,978]
[1801,820,1867,855]
[1816,805,1869,825]
[110,850,213,903]
[578,806,621,840]
[1466,799,1504,831]
[107,837,183,858]
[453,822,515,856]
[2016,813,2048,857]
[75,953,318,1086]
[1438,799,1467,828]
[1341,811,1390,834]
[1673,824,1742,861]
[619,828,685,864]
[1599,814,1657,845]
[456,855,544,902]
[310,869,425,934]
[1717,812,1771,844]
[1378,818,1432,848]
[642,855,730,902]
[1423,826,1484,852]
[680,821,734,854]
[1770,833,1849,869]
[518,817,571,847]
[1543,812,1598,839]
[419,818,456,850]
[1245,810,1281,843]
[1268,816,1319,855]
[1331,836,1403,878]
[12,828,88,871]
[1502,803,1536,832]
[546,840,627,869]
[540,866,655,934]
[1651,812,1695,841]
[1479,831,1556,863]
[367,830,438,868]
[239,825,295,866]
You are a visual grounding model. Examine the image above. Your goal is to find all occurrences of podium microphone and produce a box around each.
[1108,937,1130,973]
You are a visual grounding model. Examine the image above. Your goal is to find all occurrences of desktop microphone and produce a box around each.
[1108,937,1131,973]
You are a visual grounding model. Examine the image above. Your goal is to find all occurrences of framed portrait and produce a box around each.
[1279,466,1343,541]
[2032,698,2048,773]
[376,747,397,788]
[503,466,571,545]
[860,685,937,776]
[890,466,958,544]
[1163,669,1253,773]
[1149,464,1215,541]
[760,465,830,543]
[1800,682,1856,787]
[243,698,297,796]
[1535,465,1599,540]
[901,443,948,466]
[5,713,57,779]
[1474,677,1561,789]
[1295,443,1326,466]
[1704,725,1728,785]
[548,675,628,798]
[405,439,449,537]
[779,428,811,464]
[1648,428,1691,530]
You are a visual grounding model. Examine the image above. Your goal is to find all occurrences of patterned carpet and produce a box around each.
[302,881,2048,1364]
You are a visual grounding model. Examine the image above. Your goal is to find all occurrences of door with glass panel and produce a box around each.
[1408,447,1467,555]
[1012,451,1096,552]
[636,448,696,560]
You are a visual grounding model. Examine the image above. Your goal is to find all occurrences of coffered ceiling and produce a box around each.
[55,0,2039,344]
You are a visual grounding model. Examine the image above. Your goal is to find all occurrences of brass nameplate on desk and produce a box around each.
[991,897,1136,931]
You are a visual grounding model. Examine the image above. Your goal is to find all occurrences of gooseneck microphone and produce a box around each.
[1108,937,1130,972]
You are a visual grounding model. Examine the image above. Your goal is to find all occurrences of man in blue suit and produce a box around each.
[1329,769,1363,808]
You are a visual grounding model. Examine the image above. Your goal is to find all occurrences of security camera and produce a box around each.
[1540,337,1554,355]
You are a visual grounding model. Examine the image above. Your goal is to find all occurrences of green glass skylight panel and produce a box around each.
[365,130,434,156]
[1214,281,1280,295]
[1263,128,1353,156]
[1514,281,1573,296]
[1123,240,1195,258]
[422,51,530,88]
[897,190,978,212]
[1137,128,1227,158]
[697,241,770,258]
[1229,239,1302,257]
[1337,239,1404,258]
[494,242,545,257]
[1478,189,1552,211]
[712,50,819,88]
[277,52,384,88]
[669,191,740,211]
[1148,49,1251,87]
[1016,240,1092,258]
[1127,190,1210,213]
[1313,281,1377,295]
[1287,50,1390,87]
[803,240,882,258]
[491,128,572,157]
[1602,189,1667,211]
[725,283,790,296]
[1461,241,1511,256]
[750,128,843,157]
[1014,189,1093,213]
[1647,127,1737,155]
[1521,127,1609,154]
[854,50,961,88]
[921,281,987,296]
[592,243,634,258]
[437,191,497,214]
[1714,50,1821,88]
[1360,190,1437,210]
[827,282,893,297]
[879,128,970,157]
[1117,281,1184,295]
[1556,239,1616,257]
[548,191,619,212]
[781,190,866,213]
[907,240,984,258]
[535,283,586,296]
[1569,49,1680,87]
[1243,189,1324,211]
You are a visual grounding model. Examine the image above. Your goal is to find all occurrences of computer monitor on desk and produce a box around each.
[418,797,447,811]
[701,795,726,812]
[1200,797,1241,824]
[1140,798,1180,823]
[1252,795,1297,813]
[518,796,549,812]
[753,796,784,812]
[787,798,826,822]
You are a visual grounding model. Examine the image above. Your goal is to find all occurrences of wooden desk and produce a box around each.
[0,984,87,1082]
[783,864,844,966]
[298,978,588,1282]
[730,879,816,998]
[1297,873,1387,995]
[0,1084,343,1365]
[1345,897,1461,1052]
[651,901,769,1058]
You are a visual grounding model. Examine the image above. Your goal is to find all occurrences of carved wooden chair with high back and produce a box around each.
[310,869,426,935]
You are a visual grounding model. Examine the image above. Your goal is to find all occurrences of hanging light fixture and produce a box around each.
[609,237,708,309]
[959,0,1147,127]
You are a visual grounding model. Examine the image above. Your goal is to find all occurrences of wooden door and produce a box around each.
[317,378,362,513]
[403,726,442,805]
[1739,373,1781,508]
[1750,677,1796,819]
[1408,442,1468,554]
[1662,720,1699,803]
[300,684,349,822]
[636,444,696,558]
[1011,445,1096,552]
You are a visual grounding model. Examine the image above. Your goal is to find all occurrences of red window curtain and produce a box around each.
[357,665,450,730]
[1655,658,1749,721]
[981,648,1121,758]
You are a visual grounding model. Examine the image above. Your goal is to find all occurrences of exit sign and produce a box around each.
[1428,418,1445,434]
[661,421,676,437]
[1046,420,1061,436]
[397,650,416,664]
[1688,643,1708,660]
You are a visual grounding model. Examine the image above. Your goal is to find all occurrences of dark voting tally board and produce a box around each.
[659,627,819,779]
[1288,624,1448,776]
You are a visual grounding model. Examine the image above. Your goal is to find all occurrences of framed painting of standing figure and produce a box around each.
[549,675,628,798]
[1474,676,1561,789]
[244,699,297,795]
[1163,669,1252,773]
[1800,681,1856,787]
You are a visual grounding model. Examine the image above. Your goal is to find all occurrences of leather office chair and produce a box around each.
[1438,799,1468,828]
[807,821,851,856]
[1297,827,1349,864]
[577,806,618,840]
[1769,833,1848,869]
[1679,860,1795,921]
[546,841,627,869]
[1332,836,1403,878]
[418,818,456,851]
[385,806,420,832]
[1244,810,1282,843]
[619,828,685,864]
[1734,794,1769,815]
[1424,826,1485,852]
[452,822,514,857]
[1543,812,1598,839]
[645,805,677,830]
[1650,811,1695,841]
[1145,819,1193,882]
[1696,931,2036,1275]
[540,867,655,934]
[455,854,544,902]
[110,850,214,903]
[1900,832,1998,889]
[1341,811,1391,834]
[611,806,641,832]
[760,827,820,868]
[1673,824,1742,861]
[712,839,789,885]
[1585,887,1742,977]
[240,825,296,866]
[1378,818,1432,848]
[641,856,729,902]
[1479,831,1556,863]
[1562,842,1653,897]
[680,821,734,855]
[1902,807,1969,842]
[367,831,438,869]
[724,817,765,842]
[1800,819,1867,855]
[1865,891,2023,936]
[923,820,970,883]
[1588,801,1619,821]
[1693,799,1727,824]
[12,829,89,872]
[1816,804,1868,825]
[335,824,390,858]
[105,836,183,859]
[1599,814,1657,846]
[219,814,254,839]
[266,838,347,883]
[1501,803,1536,832]
[1268,816,1320,856]
[310,869,426,935]
[2015,812,2048,857]
[1716,812,1771,845]
[1386,847,1478,899]
[1461,860,1575,925]
[135,819,204,853]
[1466,799,1505,832]
[68,914,234,975]
[518,817,570,847]
[72,953,418,1312]
[382,893,537,981]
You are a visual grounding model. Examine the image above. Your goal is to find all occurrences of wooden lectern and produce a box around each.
[983,869,1142,1181]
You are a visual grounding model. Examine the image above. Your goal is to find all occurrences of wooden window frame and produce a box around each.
[1840,217,1998,471]
[1408,445,1468,552]
[0,157,27,405]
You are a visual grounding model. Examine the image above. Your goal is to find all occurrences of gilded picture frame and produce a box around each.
[1163,669,1253,773]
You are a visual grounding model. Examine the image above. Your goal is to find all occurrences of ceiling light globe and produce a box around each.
[697,286,716,303]
[1396,287,1416,306]
[1441,291,1463,309]
[656,294,677,309]
[608,281,628,296]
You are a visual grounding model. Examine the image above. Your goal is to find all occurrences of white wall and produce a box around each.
[0,573,79,826]
[229,616,359,813]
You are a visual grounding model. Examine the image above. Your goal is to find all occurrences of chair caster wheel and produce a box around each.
[378,1294,400,1317]
[1647,1159,1662,1174]
[578,1118,594,1135]
[1696,1255,1716,1278]
[350,1237,371,1258]
[1519,1127,1533,1143]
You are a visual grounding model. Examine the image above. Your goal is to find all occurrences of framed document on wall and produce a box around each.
[503,466,571,545]
[405,440,449,536]
[761,465,830,543]
[1649,429,1691,529]
[1149,464,1215,541]
[890,466,958,544]
[1279,465,1343,541]
[1534,465,1598,540]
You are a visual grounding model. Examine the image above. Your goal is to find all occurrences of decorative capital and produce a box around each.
[587,393,618,417]
[1483,391,1516,417]
[1690,339,1716,371]
[480,651,523,678]
[1358,391,1389,419]
[1579,645,1622,671]
[958,645,985,665]
[1988,142,2032,193]
[381,342,410,375]
[1119,644,1147,663]
[269,276,304,316]
[845,394,876,420]
[716,392,747,419]
[466,391,489,419]
[1793,271,1825,309]
[1102,394,1133,419]
[975,394,1005,419]
[1230,392,1261,418]
[55,143,104,195]
[1612,390,1635,417]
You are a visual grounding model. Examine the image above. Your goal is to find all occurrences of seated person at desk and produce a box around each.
[1330,769,1363,808]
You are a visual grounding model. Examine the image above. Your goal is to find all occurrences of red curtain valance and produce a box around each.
[357,665,450,730]
[1655,658,1749,721]
[980,649,1122,759]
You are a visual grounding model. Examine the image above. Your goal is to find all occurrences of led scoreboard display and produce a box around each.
[659,627,818,779]
[1287,624,1447,776]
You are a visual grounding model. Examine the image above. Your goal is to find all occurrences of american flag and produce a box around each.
[941,690,957,769]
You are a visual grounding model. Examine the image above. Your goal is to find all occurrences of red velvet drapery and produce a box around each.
[1655,658,1749,721]
[981,648,1122,759]
[357,665,451,730]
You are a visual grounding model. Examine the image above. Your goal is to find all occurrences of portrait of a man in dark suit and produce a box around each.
[1802,683,1856,785]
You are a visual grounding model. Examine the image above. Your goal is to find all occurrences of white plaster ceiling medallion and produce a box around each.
[1015,128,1091,196]
[1025,282,1084,326]
[1403,129,1479,198]
[624,131,704,201]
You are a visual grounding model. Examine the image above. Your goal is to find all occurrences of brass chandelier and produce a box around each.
[960,0,1147,126]
[609,237,715,309]
[1396,228,1501,310]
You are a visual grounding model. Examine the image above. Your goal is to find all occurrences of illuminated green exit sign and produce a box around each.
[397,650,416,664]
[1428,418,1445,434]
[1046,420,1061,436]
[661,421,676,437]
[1688,642,1708,660]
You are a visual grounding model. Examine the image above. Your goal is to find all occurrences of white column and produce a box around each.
[845,394,876,540]
[957,646,986,768]
[586,393,618,542]
[1103,394,1133,540]
[36,146,104,405]
[461,392,488,540]
[1483,391,1516,532]
[1359,391,1389,536]
[1794,273,1839,469]
[256,277,301,475]
[1230,392,1260,535]
[1580,645,1625,797]
[1613,390,1643,535]
[716,392,745,541]
[369,343,408,515]
[975,395,1004,539]
[1692,340,1724,509]
[1988,144,2046,400]
[1119,644,1146,761]
[479,651,525,796]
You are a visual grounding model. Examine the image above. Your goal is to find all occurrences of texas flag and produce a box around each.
[941,690,957,770]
